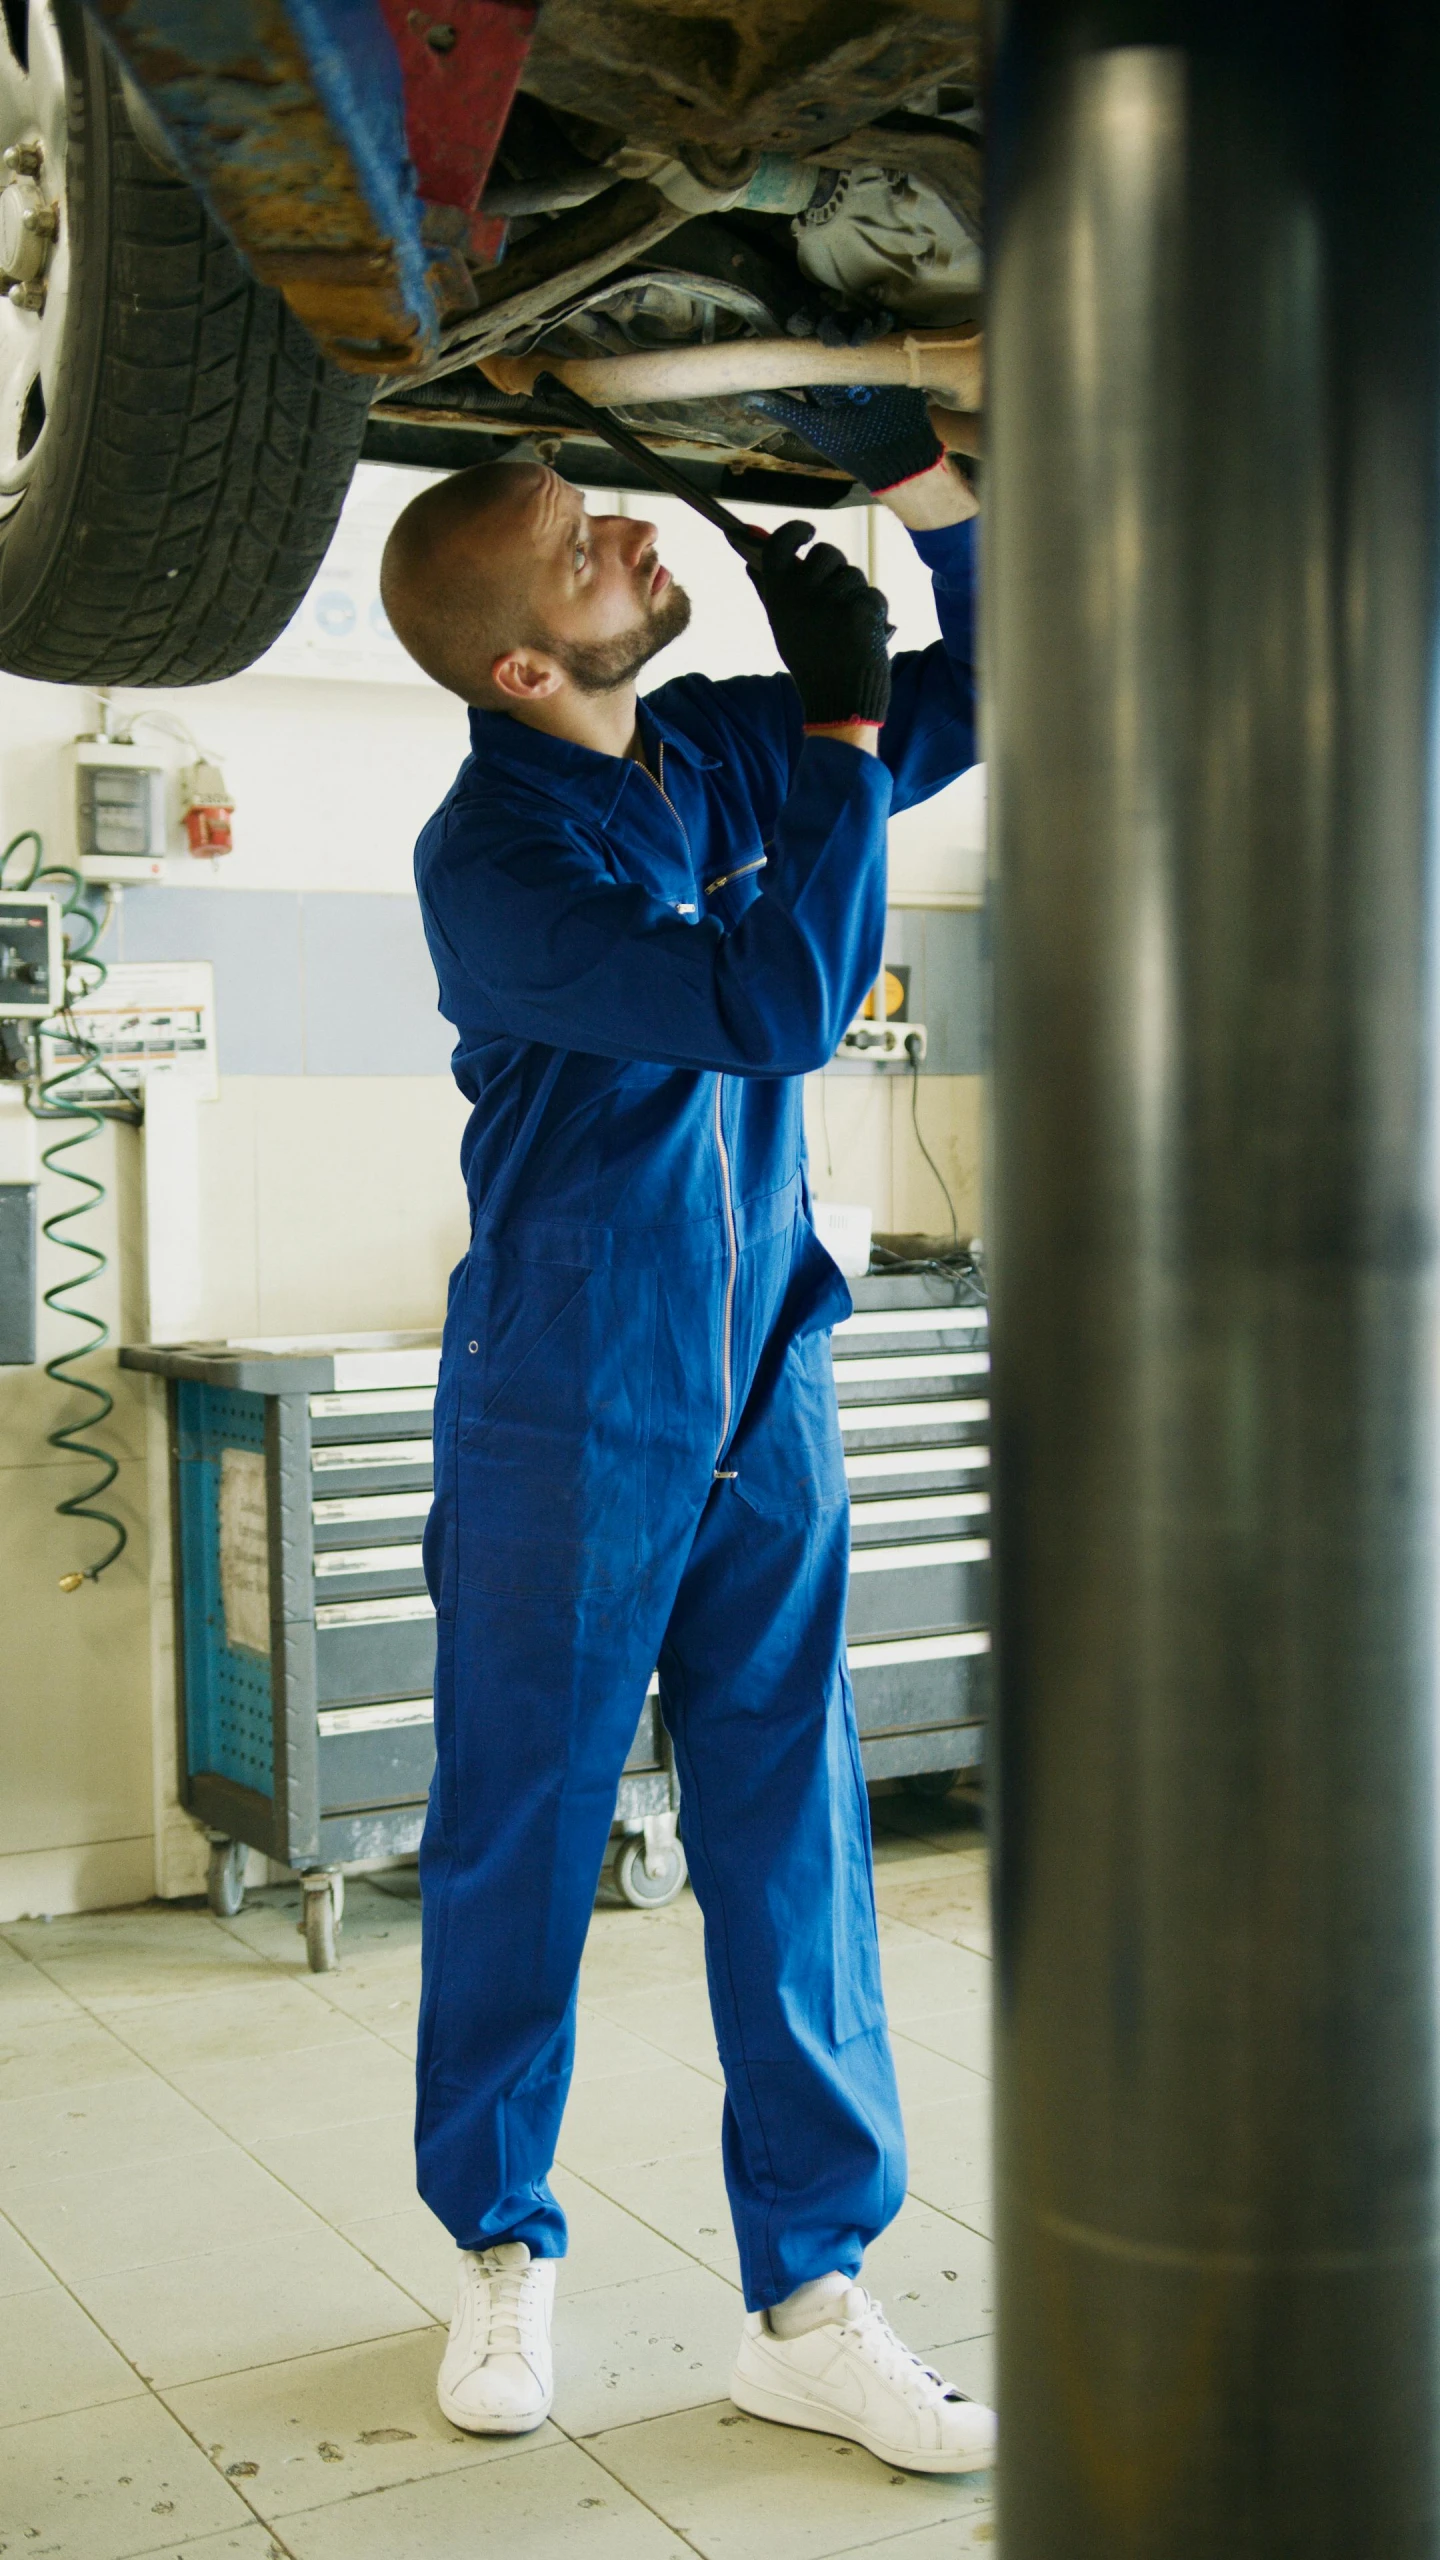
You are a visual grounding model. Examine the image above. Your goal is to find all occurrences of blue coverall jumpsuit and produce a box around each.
[414,515,976,2313]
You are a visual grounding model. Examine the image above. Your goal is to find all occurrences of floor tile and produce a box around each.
[337,2203,457,2321]
[0,2282,145,2423]
[214,1900,316,1972]
[583,1980,724,2084]
[162,2326,558,2520]
[577,1911,710,2005]
[586,2399,993,2560]
[251,2110,418,2225]
[276,2436,695,2559]
[0,1816,993,2558]
[829,2510,997,2556]
[0,1963,84,2028]
[902,2093,991,2223]
[555,2060,720,2178]
[551,2169,698,2298]
[4,1913,234,1963]
[128,2529,288,2560]
[0,2393,252,2560]
[932,2331,993,2404]
[553,2264,742,2434]
[891,2032,989,2112]
[873,1864,990,1957]
[570,2008,678,2085]
[113,1982,372,2072]
[878,1934,991,2024]
[297,1955,417,2037]
[0,2075,227,2187]
[173,2037,415,2146]
[587,2145,741,2285]
[894,2004,991,2077]
[20,1940,275,2014]
[303,1971,422,2039]
[72,2224,430,2388]
[341,2169,692,2324]
[0,2011,151,2101]
[5,2143,321,2283]
[860,2204,992,2355]
[0,2212,56,2296]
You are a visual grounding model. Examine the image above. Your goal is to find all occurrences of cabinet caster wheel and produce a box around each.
[302,1875,341,1971]
[615,1833,687,1910]
[207,1838,247,1918]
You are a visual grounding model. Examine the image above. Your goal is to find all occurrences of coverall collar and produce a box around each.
[467,700,721,823]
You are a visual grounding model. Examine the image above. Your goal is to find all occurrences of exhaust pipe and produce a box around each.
[478,328,983,414]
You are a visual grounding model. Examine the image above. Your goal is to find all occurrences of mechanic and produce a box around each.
[380,387,988,2477]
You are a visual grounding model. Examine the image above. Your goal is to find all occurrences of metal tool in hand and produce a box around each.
[531,369,895,638]
[532,371,769,567]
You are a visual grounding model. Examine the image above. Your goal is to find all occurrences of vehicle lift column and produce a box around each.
[988,1,1440,2551]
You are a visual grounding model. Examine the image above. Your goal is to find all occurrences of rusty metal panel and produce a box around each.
[90,0,440,370]
[519,0,983,160]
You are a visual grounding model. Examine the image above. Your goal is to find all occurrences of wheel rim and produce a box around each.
[0,0,69,521]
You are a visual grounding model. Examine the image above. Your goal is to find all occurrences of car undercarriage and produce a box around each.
[0,0,985,680]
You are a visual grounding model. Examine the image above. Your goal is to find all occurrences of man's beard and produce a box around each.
[545,577,692,694]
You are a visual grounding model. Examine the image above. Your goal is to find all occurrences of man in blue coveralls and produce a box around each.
[381,385,989,2477]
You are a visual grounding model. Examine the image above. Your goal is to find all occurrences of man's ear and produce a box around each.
[491,647,563,705]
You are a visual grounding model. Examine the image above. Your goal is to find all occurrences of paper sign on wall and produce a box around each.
[219,1448,271,1655]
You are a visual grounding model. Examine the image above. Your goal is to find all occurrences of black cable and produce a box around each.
[905,1032,959,1246]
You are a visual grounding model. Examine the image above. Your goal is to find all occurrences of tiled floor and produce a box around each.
[0,1788,994,2560]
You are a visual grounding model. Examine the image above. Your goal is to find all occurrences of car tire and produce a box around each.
[0,0,372,684]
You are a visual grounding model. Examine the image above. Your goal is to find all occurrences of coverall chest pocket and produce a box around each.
[456,1254,656,1594]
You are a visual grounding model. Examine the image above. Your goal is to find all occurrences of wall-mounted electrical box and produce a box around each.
[73,739,167,882]
[0,892,64,1019]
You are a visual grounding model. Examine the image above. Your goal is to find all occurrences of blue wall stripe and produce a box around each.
[97,888,984,1078]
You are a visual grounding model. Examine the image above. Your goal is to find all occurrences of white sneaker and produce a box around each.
[731,2284,997,2475]
[436,2242,556,2434]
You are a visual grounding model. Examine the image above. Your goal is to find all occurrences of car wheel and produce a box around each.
[0,0,372,683]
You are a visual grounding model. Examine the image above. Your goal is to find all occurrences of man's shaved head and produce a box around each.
[379,460,690,711]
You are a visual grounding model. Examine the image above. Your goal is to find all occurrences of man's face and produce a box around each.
[480,464,692,695]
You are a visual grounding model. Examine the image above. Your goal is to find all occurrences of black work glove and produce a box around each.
[749,520,892,729]
[746,386,944,498]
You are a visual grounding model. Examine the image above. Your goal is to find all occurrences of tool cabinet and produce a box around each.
[831,1269,990,1784]
[123,1275,987,1964]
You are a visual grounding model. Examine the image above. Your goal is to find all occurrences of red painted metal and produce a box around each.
[377,0,537,257]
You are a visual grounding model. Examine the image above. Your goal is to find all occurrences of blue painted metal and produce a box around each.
[87,0,442,369]
[175,1382,276,1798]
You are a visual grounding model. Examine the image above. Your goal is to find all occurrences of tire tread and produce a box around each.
[3,65,370,684]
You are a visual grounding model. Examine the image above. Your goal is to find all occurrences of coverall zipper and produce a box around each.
[704,856,767,897]
[713,1075,738,1461]
[636,741,739,1468]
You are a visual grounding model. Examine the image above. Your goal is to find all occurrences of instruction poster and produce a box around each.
[219,1448,271,1656]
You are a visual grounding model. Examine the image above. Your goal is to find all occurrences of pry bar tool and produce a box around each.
[532,370,769,568]
[531,369,897,638]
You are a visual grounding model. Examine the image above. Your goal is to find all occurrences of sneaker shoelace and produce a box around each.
[838,2291,970,2416]
[467,2252,539,2361]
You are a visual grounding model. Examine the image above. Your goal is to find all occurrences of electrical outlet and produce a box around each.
[837,1019,927,1063]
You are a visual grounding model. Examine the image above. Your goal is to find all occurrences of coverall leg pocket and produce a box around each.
[456,1254,657,1595]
